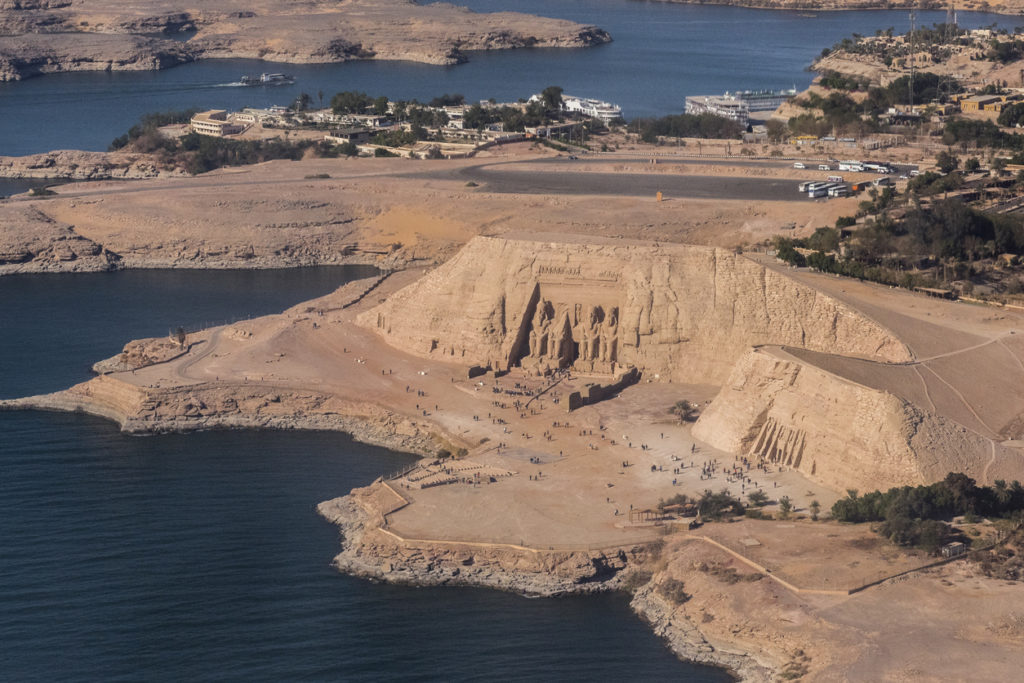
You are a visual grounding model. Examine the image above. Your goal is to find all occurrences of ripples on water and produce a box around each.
[0,268,730,681]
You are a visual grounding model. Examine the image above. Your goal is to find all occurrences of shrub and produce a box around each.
[656,578,690,604]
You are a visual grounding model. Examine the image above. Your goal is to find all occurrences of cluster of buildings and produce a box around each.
[186,92,624,153]
[956,91,1024,114]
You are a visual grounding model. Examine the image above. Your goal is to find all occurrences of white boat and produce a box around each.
[239,73,295,86]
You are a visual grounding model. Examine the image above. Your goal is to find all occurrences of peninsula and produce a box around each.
[8,61,1024,674]
[0,0,610,81]
[5,133,1024,677]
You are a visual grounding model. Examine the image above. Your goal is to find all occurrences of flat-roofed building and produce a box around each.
[190,110,243,137]
[325,127,372,145]
[960,95,1001,112]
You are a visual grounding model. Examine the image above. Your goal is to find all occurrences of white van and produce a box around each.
[818,164,831,171]
[793,162,806,169]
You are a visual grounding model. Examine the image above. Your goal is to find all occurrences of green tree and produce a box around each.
[331,91,372,115]
[540,85,564,112]
[806,227,841,253]
[809,500,821,521]
[778,496,793,519]
[337,141,359,157]
[747,490,769,507]
[936,150,960,174]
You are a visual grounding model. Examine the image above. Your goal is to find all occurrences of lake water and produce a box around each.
[3,3,1021,677]
[0,1,1020,156]
[0,267,730,681]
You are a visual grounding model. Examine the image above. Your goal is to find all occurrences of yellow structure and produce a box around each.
[960,95,1001,112]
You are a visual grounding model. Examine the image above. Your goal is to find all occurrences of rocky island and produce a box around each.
[0,0,611,81]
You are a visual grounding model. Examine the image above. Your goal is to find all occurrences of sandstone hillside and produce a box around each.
[359,235,910,384]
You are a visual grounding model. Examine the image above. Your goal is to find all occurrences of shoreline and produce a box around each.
[0,253,407,278]
[0,381,771,680]
[315,487,770,681]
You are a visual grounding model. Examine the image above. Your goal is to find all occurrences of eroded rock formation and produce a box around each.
[0,0,611,80]
[360,236,909,384]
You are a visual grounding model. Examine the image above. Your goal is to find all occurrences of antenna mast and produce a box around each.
[908,7,916,109]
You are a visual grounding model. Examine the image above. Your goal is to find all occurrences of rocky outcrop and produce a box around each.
[361,236,909,384]
[630,584,772,681]
[0,33,195,81]
[0,150,184,180]
[692,347,998,491]
[0,205,120,274]
[92,337,188,374]
[318,489,650,596]
[1,375,444,457]
[0,0,611,81]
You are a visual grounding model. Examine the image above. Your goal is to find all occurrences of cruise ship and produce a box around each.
[239,73,295,86]
[726,88,798,112]
[529,93,624,123]
[684,87,797,125]
[561,95,623,123]
[684,95,749,127]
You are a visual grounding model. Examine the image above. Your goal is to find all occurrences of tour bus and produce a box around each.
[864,162,892,174]
[827,184,850,197]
[798,181,814,192]
[873,176,894,187]
[807,182,837,198]
[838,160,864,172]
[827,175,844,183]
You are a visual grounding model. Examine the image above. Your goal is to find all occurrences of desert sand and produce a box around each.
[0,145,866,274]
[5,146,1024,680]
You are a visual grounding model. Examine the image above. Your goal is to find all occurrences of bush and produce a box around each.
[656,577,690,604]
[774,237,806,267]
[697,489,745,520]
[631,113,743,141]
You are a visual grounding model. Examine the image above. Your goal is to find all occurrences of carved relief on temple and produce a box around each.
[518,297,620,375]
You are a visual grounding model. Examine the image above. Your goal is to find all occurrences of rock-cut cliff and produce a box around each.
[691,347,1002,491]
[359,236,910,384]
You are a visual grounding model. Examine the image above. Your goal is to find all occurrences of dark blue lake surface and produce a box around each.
[1,0,1020,155]
[0,267,730,681]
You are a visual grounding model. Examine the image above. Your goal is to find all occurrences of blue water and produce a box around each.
[0,1,1020,155]
[0,267,730,681]
[0,178,68,198]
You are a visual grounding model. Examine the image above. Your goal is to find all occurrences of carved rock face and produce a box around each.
[360,236,908,383]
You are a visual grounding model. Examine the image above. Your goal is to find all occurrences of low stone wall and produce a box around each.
[566,366,640,411]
